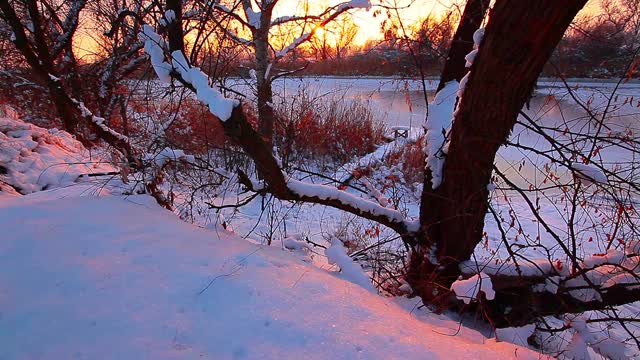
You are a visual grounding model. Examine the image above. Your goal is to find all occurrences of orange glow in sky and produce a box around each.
[271,0,451,46]
[73,0,602,59]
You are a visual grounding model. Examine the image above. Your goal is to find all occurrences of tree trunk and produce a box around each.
[0,0,79,133]
[435,0,490,93]
[409,0,588,307]
[254,10,275,149]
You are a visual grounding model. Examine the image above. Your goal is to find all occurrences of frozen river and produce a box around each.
[238,76,640,190]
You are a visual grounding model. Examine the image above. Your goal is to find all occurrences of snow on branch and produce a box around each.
[242,1,261,29]
[171,50,238,121]
[158,10,176,26]
[142,25,172,83]
[424,27,484,189]
[275,32,310,58]
[270,0,370,27]
[461,245,640,305]
[571,163,608,185]
[287,178,412,228]
[141,25,238,121]
[51,0,87,58]
[72,99,129,143]
[145,147,194,167]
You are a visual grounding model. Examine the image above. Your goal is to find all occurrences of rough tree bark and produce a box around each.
[435,0,489,93]
[409,0,589,307]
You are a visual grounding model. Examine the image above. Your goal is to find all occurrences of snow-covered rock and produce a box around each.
[451,272,495,304]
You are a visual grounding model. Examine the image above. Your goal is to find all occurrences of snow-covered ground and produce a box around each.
[0,106,114,197]
[3,76,640,358]
[0,190,541,359]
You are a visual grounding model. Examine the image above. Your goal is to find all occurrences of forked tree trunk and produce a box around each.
[409,0,588,306]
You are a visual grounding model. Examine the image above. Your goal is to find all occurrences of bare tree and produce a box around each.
[141,0,640,330]
[308,14,358,61]
[209,0,371,146]
[7,0,639,355]
[0,0,141,159]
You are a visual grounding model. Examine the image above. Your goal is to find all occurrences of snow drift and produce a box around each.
[0,106,112,196]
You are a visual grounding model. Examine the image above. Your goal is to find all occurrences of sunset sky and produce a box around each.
[272,0,602,45]
[73,0,603,59]
[274,0,454,45]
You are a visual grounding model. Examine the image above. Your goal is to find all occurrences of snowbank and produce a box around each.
[0,109,112,195]
[0,193,540,359]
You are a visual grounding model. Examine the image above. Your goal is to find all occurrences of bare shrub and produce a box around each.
[385,136,425,185]
[275,91,386,168]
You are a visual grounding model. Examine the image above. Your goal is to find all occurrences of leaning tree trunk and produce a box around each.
[409,0,588,307]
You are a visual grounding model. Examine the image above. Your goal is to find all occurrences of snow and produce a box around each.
[473,28,485,46]
[275,33,310,58]
[571,162,608,185]
[271,15,294,25]
[450,272,495,304]
[142,25,172,83]
[164,9,176,23]
[75,100,130,142]
[282,237,311,257]
[532,276,560,294]
[564,317,631,360]
[0,192,541,359]
[627,240,640,255]
[325,237,376,292]
[465,49,478,68]
[337,0,372,11]
[460,258,569,277]
[5,74,636,357]
[424,81,458,189]
[287,177,410,227]
[274,0,370,58]
[265,62,273,80]
[582,249,626,268]
[495,325,535,348]
[145,147,194,167]
[121,25,228,117]
[244,5,261,29]
[170,50,239,121]
[0,111,113,195]
[336,128,420,183]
